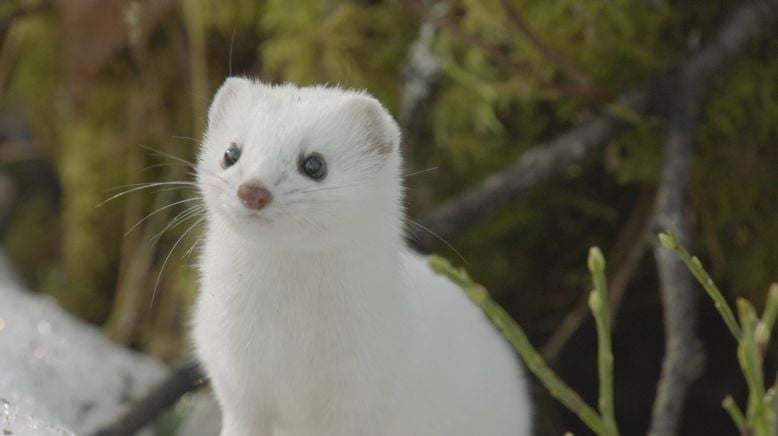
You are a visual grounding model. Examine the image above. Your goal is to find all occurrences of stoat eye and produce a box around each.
[299,153,327,180]
[222,142,241,168]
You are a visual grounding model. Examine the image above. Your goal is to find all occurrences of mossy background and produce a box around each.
[0,1,775,435]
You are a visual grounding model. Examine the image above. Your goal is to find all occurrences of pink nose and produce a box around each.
[237,184,273,210]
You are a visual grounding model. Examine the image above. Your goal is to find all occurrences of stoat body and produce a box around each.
[192,78,532,436]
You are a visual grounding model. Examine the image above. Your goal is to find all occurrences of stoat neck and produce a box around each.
[206,220,408,307]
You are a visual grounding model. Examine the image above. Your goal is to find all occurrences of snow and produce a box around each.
[1,398,74,436]
[0,251,168,435]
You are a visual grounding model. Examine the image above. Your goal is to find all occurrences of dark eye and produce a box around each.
[300,153,327,180]
[222,143,241,168]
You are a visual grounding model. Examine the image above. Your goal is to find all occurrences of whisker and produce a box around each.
[110,179,218,197]
[150,216,205,308]
[97,182,200,207]
[146,181,220,196]
[297,182,366,195]
[141,162,192,172]
[152,205,206,241]
[228,28,236,76]
[185,234,204,258]
[405,218,468,265]
[139,143,228,182]
[124,197,202,237]
[149,186,201,195]
[402,166,439,178]
[140,144,197,168]
[140,144,231,183]
[171,135,202,144]
[103,181,199,192]
[189,171,229,186]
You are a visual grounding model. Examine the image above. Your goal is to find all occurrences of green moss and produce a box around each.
[48,122,119,321]
[260,0,415,107]
[7,15,66,155]
[694,39,778,304]
[3,193,59,288]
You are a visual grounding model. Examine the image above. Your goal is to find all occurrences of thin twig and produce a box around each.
[429,255,607,435]
[663,243,778,434]
[755,284,778,349]
[659,232,741,340]
[539,293,590,364]
[541,189,653,362]
[737,299,774,436]
[588,248,619,436]
[722,396,748,435]
[606,191,655,322]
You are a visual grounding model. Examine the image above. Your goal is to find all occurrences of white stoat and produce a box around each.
[192,77,532,436]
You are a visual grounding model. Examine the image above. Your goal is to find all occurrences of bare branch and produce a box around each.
[648,1,778,434]
[0,172,17,236]
[89,359,205,436]
[413,88,648,250]
[647,83,705,436]
[399,3,443,152]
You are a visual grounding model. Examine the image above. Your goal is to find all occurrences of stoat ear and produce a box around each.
[208,77,251,127]
[344,95,399,157]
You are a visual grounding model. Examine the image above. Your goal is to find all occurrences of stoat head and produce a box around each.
[197,77,403,250]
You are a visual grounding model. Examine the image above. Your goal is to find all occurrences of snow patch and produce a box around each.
[0,251,168,435]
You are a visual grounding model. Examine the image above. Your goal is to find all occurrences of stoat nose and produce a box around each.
[237,183,273,210]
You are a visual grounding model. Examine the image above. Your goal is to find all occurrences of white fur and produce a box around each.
[192,78,533,436]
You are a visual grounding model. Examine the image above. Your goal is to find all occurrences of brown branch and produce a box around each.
[607,189,656,322]
[89,359,206,436]
[541,188,654,363]
[414,0,778,252]
[0,172,17,236]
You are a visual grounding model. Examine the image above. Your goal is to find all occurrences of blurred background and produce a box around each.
[0,0,776,435]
